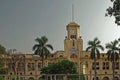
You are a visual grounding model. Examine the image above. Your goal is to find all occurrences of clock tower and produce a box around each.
[64,22,83,60]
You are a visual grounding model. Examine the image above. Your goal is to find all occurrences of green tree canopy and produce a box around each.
[33,36,53,68]
[0,44,8,74]
[41,60,77,74]
[106,0,120,25]
[0,44,6,54]
[106,39,120,61]
[86,37,104,80]
[86,37,104,59]
[0,57,8,74]
[106,39,120,80]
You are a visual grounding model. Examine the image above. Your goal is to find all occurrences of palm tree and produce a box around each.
[33,36,53,68]
[106,40,120,80]
[86,37,104,80]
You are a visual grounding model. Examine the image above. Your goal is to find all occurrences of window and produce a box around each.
[18,63,24,71]
[31,63,34,70]
[10,73,12,75]
[93,77,99,80]
[114,77,119,80]
[70,35,76,39]
[51,55,54,57]
[102,54,104,57]
[7,63,13,70]
[38,63,42,70]
[86,61,88,68]
[28,63,34,71]
[103,77,109,80]
[115,62,119,69]
[92,62,99,70]
[103,62,109,70]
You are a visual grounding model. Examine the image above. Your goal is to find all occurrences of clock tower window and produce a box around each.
[70,35,76,39]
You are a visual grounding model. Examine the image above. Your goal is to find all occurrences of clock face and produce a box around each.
[69,48,78,53]
[71,29,75,33]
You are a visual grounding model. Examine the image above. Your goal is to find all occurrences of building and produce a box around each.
[2,22,120,80]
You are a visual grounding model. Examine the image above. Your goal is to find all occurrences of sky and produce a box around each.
[0,0,120,53]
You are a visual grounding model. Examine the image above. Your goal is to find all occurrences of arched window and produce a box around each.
[93,77,99,80]
[70,54,77,58]
[38,77,41,80]
[29,77,34,80]
[103,76,109,80]
[85,55,88,57]
[59,55,63,57]
[114,76,119,80]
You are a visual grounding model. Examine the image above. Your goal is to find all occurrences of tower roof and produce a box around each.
[67,22,79,26]
[67,22,80,28]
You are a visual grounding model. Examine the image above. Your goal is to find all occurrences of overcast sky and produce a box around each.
[0,0,120,53]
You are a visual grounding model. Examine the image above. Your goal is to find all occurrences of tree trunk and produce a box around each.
[41,50,44,68]
[12,63,16,75]
[112,52,115,80]
[112,61,115,80]
[94,58,97,80]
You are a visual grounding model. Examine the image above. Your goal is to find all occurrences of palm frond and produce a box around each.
[118,38,120,41]
[86,46,92,51]
[46,44,53,51]
[88,41,92,45]
[32,44,40,51]
[34,49,39,55]
[97,45,104,51]
[106,39,120,62]
[33,36,53,60]
[35,37,42,44]
[41,36,48,44]
[86,37,103,60]
[96,49,100,58]
[94,37,98,42]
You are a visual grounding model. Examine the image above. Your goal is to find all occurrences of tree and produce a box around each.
[0,44,8,75]
[41,60,78,80]
[33,36,53,68]
[8,54,25,75]
[0,44,6,54]
[106,0,120,25]
[106,39,120,80]
[41,60,77,74]
[0,56,8,75]
[86,37,104,80]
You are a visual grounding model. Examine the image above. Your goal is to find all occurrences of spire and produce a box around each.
[72,4,74,21]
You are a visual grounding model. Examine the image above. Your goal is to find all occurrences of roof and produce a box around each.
[67,21,79,26]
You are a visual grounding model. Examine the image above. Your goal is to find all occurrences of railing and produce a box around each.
[0,74,120,80]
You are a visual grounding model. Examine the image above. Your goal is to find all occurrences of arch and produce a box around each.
[38,76,46,80]
[59,55,63,57]
[114,76,119,80]
[85,55,88,57]
[70,54,77,58]
[103,76,109,80]
[38,77,41,80]
[93,77,99,80]
[28,77,34,80]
